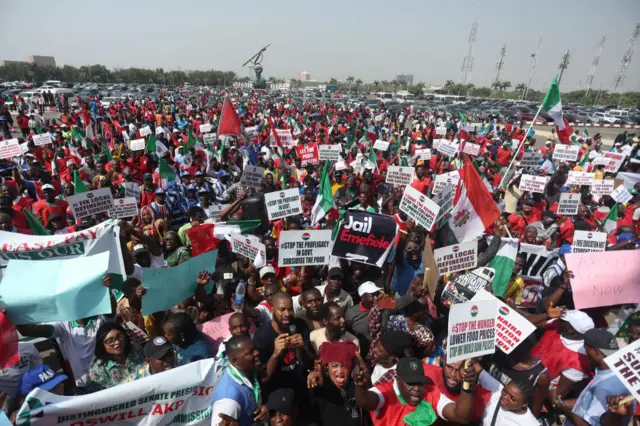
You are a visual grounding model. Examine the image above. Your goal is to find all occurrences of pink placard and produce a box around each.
[565,251,640,310]
[197,313,256,353]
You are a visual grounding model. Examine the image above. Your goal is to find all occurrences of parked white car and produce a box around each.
[592,112,620,124]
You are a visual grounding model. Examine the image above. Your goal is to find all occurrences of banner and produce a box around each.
[462,142,480,156]
[129,138,146,151]
[557,193,580,216]
[399,186,441,231]
[373,140,390,151]
[432,171,460,196]
[16,359,218,426]
[518,175,548,194]
[67,188,115,219]
[199,123,212,133]
[239,165,265,188]
[386,166,415,186]
[572,230,607,253]
[603,152,625,173]
[434,241,477,275]
[109,197,139,219]
[446,299,497,363]
[32,133,52,146]
[295,145,319,166]
[472,290,536,354]
[263,188,302,221]
[0,220,125,282]
[318,145,342,161]
[611,185,633,204]
[552,145,579,162]
[519,152,542,169]
[124,182,141,201]
[566,171,595,186]
[331,211,397,267]
[437,140,458,158]
[278,230,332,267]
[590,179,614,199]
[605,339,640,405]
[0,138,20,159]
[229,234,266,267]
[565,250,640,310]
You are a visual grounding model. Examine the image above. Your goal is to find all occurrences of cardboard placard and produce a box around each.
[611,185,633,204]
[0,138,21,159]
[399,185,441,232]
[108,197,139,219]
[278,230,332,267]
[67,188,114,219]
[434,241,478,275]
[552,145,580,162]
[590,180,615,199]
[199,123,212,133]
[318,145,342,161]
[386,166,415,186]
[518,174,548,194]
[566,171,595,186]
[557,193,581,216]
[129,138,146,151]
[229,233,266,265]
[123,182,140,200]
[295,145,320,166]
[239,165,265,188]
[519,152,542,169]
[373,140,390,151]
[139,126,152,137]
[432,171,460,196]
[462,142,481,156]
[446,299,497,363]
[572,230,607,253]
[437,139,458,158]
[207,203,224,222]
[603,152,626,173]
[263,188,303,221]
[32,133,52,146]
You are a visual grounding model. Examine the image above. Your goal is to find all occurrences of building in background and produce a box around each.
[396,73,414,85]
[296,71,311,82]
[27,56,56,67]
[0,60,26,66]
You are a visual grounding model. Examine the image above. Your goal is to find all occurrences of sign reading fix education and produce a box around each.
[386,166,415,186]
[67,188,114,219]
[434,241,478,275]
[557,193,581,216]
[263,188,303,221]
[446,299,497,363]
[399,186,441,232]
[518,174,548,194]
[572,230,607,253]
[278,230,332,267]
[240,165,265,188]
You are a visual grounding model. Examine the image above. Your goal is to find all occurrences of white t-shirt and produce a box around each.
[371,364,395,386]
[0,343,42,396]
[130,254,167,282]
[479,371,538,426]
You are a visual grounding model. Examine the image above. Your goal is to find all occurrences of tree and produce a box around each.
[444,80,456,94]
[346,76,355,92]
[373,80,380,89]
[355,78,363,93]
[329,77,338,85]
[500,81,512,91]
[515,83,526,98]
[290,78,297,89]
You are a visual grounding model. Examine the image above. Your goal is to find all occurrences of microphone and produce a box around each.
[289,324,301,365]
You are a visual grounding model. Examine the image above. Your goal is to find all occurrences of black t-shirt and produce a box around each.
[310,381,361,426]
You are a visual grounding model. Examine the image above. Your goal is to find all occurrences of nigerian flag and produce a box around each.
[146,134,157,153]
[488,238,519,297]
[159,157,178,188]
[24,208,50,236]
[310,161,334,226]
[73,170,88,194]
[367,147,378,170]
[602,203,619,233]
[213,220,262,238]
[346,134,355,150]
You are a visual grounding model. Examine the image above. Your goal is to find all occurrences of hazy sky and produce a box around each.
[2,0,639,91]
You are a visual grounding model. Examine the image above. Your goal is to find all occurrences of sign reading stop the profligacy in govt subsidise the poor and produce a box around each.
[399,186,441,231]
[67,188,114,219]
[518,174,548,194]
[386,166,415,186]
[572,230,607,253]
[434,240,478,275]
[264,188,303,221]
[447,299,497,363]
[557,193,581,216]
[240,165,265,188]
[278,230,333,267]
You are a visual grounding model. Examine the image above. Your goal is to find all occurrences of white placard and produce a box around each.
[432,171,460,196]
[433,182,454,223]
[557,193,581,216]
[229,233,266,265]
[435,126,447,136]
[263,188,303,221]
[67,188,115,219]
[518,174,548,194]
[121,130,130,141]
[0,138,21,159]
[32,133,52,146]
[611,185,633,204]
[603,152,626,173]
[572,230,607,253]
[203,133,216,144]
[434,241,478,275]
[318,145,342,161]
[207,203,224,222]
[472,290,536,354]
[373,140,390,151]
[519,152,542,169]
[553,145,580,162]
[386,166,415,186]
[566,171,595,186]
[335,161,348,171]
[129,138,145,151]
[124,182,140,200]
[278,230,333,267]
[108,197,139,219]
[272,129,293,148]
[399,185,441,231]
[199,123,212,133]
[239,165,265,188]
[139,126,152,137]
[432,139,441,150]
[462,142,481,156]
[415,148,431,160]
[446,299,497,363]
[437,139,458,158]
[20,142,29,155]
[604,339,640,404]
[590,179,615,199]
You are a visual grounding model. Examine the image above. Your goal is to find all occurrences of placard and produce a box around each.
[591,179,615,199]
[518,174,548,194]
[239,165,265,188]
[318,145,342,161]
[553,145,580,162]
[446,299,497,363]
[611,185,633,204]
[566,171,595,186]
[437,139,458,158]
[295,145,319,166]
[124,182,140,200]
[432,139,441,150]
[605,339,640,404]
[441,268,493,306]
[462,142,480,156]
[203,133,216,144]
[121,130,129,141]
[415,148,431,160]
[386,166,415,186]
[0,138,21,159]
[433,182,454,223]
[472,290,536,354]
[229,233,266,265]
[434,241,478,275]
[272,129,293,147]
[129,138,145,151]
[373,140,390,151]
[67,188,115,219]
[602,152,626,173]
[20,142,29,155]
[432,171,460,196]
[139,126,152,137]
[519,152,542,169]
[435,126,447,136]
[108,197,138,219]
[278,230,332,267]
[32,133,52,146]
[199,123,212,133]
[331,210,397,267]
[557,193,581,216]
[207,203,224,222]
[245,126,259,143]
[572,230,607,253]
[399,185,441,231]
[264,188,303,220]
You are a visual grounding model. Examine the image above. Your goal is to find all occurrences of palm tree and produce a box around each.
[373,80,380,89]
[289,78,296,89]
[501,81,512,91]
[355,78,363,94]
[465,83,475,96]
[381,80,389,91]
[391,80,400,93]
[329,77,338,85]
[346,76,355,92]
[444,80,456,94]
[515,83,526,99]
[491,80,502,91]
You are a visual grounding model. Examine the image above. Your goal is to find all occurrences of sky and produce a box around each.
[2,0,639,91]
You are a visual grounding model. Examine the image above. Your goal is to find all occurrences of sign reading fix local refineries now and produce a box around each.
[278,230,332,267]
[331,210,397,267]
[67,188,115,219]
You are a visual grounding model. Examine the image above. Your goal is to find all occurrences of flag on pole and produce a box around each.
[23,208,50,236]
[218,98,242,136]
[602,203,619,233]
[541,75,573,144]
[458,112,469,141]
[73,170,88,194]
[367,148,378,171]
[584,128,590,139]
[184,224,220,256]
[145,134,157,153]
[159,157,178,189]
[93,148,113,163]
[213,220,263,239]
[310,161,334,226]
[488,238,520,297]
[346,134,355,150]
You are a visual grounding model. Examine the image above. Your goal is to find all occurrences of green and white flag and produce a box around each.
[310,162,334,226]
[213,220,262,238]
[158,157,178,189]
[488,238,519,297]
[602,203,619,233]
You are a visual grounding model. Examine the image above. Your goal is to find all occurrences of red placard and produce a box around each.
[295,144,320,166]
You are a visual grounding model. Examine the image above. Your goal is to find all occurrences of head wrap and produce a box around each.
[319,341,358,371]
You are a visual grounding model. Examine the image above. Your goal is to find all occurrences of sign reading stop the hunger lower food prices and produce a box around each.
[518,174,548,194]
[572,230,607,253]
[318,145,342,161]
[0,138,21,159]
[432,170,460,196]
[434,240,478,275]
[67,188,114,219]
[129,138,145,151]
[278,230,333,267]
[32,133,53,146]
[611,185,633,204]
[472,289,536,354]
[263,188,303,221]
[386,166,414,186]
[557,193,581,216]
[295,145,319,166]
[605,339,640,404]
[240,165,265,188]
[447,299,497,363]
[566,171,595,186]
[108,197,139,219]
[553,145,580,162]
[399,186,441,232]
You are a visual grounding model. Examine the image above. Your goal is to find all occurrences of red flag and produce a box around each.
[266,116,281,147]
[185,224,219,257]
[0,313,19,369]
[366,131,378,143]
[218,98,242,136]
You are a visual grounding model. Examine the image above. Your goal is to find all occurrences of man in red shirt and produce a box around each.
[32,184,69,227]
[410,165,431,195]
[496,141,513,167]
[508,200,539,237]
[16,111,30,138]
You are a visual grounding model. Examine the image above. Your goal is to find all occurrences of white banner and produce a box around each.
[0,138,21,159]
[109,197,139,219]
[432,171,460,196]
[518,174,548,194]
[129,138,146,151]
[557,193,581,216]
[229,233,266,265]
[437,140,458,158]
[16,359,217,426]
[611,185,633,204]
[239,165,265,188]
[278,230,332,267]
[572,230,607,253]
[462,142,480,156]
[263,188,303,221]
[386,166,415,186]
[124,182,141,201]
[373,140,390,151]
[67,188,115,219]
[399,186,441,232]
[199,123,212,133]
[552,145,579,162]
[434,241,478,275]
[603,152,625,173]
[32,133,53,146]
[318,145,342,161]
[447,299,497,363]
[566,171,595,186]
